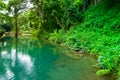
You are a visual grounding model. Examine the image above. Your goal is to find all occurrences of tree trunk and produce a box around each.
[55,16,65,32]
[15,14,18,38]
[35,0,44,20]
[92,0,100,5]
[14,6,18,38]
[82,0,86,12]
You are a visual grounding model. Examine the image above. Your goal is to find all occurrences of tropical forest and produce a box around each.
[0,0,120,80]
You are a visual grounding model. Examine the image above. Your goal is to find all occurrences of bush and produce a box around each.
[48,0,120,78]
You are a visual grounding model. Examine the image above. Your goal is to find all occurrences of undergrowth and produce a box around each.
[48,0,120,79]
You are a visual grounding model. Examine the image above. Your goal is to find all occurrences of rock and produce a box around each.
[96,69,110,76]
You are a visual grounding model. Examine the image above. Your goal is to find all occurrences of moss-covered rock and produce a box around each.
[96,69,110,76]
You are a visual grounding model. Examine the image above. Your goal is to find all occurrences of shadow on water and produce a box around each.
[0,36,115,80]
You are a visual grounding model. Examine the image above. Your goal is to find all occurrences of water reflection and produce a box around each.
[1,51,8,58]
[0,37,114,80]
[18,53,34,74]
[0,68,14,80]
[4,42,7,47]
[5,68,14,80]
[0,37,35,80]
[11,49,16,67]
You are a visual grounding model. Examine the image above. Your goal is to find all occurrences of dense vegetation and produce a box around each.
[48,0,120,79]
[0,0,120,79]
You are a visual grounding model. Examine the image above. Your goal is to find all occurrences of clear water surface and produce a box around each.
[0,37,114,80]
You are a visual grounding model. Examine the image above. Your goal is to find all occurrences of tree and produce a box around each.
[0,0,6,24]
[0,0,5,10]
[7,0,32,37]
[0,0,7,37]
[31,0,83,32]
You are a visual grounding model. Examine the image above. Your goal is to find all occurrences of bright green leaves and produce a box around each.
[74,0,83,7]
[96,69,110,76]
[49,22,120,77]
[47,0,120,78]
[0,0,5,10]
[31,0,85,32]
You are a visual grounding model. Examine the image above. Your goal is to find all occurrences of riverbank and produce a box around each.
[50,32,118,80]
[47,1,120,79]
[2,32,32,38]
[48,25,120,79]
[0,36,115,80]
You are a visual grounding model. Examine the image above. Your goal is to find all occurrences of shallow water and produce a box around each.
[0,37,114,80]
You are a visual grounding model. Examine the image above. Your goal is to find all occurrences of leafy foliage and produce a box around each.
[48,0,120,78]
[31,0,84,32]
[96,69,110,76]
[1,0,120,79]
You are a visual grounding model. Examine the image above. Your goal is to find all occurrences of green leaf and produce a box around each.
[96,69,110,76]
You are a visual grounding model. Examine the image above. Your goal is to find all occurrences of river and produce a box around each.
[0,36,114,80]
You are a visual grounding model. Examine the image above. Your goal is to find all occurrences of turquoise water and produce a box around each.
[0,37,114,80]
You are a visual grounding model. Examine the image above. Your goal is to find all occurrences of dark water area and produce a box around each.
[0,37,114,80]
